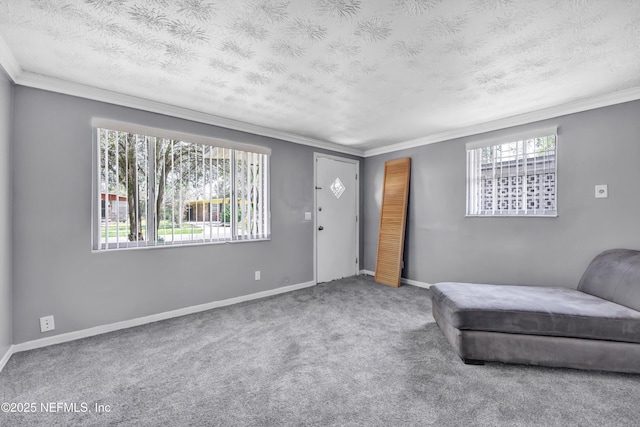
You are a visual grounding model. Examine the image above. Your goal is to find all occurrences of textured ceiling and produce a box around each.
[1,0,640,152]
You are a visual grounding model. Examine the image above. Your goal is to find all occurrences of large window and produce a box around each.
[92,120,270,251]
[466,127,557,217]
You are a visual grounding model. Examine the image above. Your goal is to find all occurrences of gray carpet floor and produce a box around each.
[1,275,639,426]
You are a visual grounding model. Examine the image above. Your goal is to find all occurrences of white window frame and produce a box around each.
[466,126,558,217]
[91,118,271,251]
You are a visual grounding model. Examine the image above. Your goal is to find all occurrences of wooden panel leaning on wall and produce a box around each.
[374,157,411,288]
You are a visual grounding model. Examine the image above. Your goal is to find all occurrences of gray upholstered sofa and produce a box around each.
[430,249,640,373]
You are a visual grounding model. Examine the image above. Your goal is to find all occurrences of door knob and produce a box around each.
[318,226,324,230]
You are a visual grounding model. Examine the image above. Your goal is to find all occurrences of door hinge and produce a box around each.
[356,215,358,222]
[356,173,358,180]
[356,257,358,264]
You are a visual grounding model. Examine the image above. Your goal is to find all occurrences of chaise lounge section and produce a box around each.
[430,249,640,373]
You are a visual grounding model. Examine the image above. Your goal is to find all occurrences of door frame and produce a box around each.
[313,152,360,284]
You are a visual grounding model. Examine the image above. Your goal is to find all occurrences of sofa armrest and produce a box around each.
[577,249,640,312]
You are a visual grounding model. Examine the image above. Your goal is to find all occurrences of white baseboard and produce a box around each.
[13,280,316,354]
[359,270,432,289]
[0,344,14,373]
[401,277,432,289]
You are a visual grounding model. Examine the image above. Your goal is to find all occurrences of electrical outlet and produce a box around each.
[40,315,55,333]
[595,184,608,198]
[255,271,261,281]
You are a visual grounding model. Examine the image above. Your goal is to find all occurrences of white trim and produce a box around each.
[0,34,20,81]
[314,153,360,284]
[464,126,557,150]
[401,278,432,289]
[364,86,640,157]
[360,270,431,289]
[91,118,272,155]
[12,280,315,354]
[465,214,558,218]
[14,72,364,157]
[0,345,14,373]
[5,46,640,158]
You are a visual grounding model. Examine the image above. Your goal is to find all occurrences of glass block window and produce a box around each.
[466,128,557,217]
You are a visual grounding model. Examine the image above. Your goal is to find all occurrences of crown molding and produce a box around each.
[6,45,640,160]
[0,34,20,81]
[363,85,640,157]
[13,71,365,157]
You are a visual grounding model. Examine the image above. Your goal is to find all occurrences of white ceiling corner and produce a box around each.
[15,70,364,157]
[1,0,640,157]
[364,84,640,157]
[0,32,20,80]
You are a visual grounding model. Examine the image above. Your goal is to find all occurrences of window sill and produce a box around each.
[465,213,558,218]
[92,236,271,253]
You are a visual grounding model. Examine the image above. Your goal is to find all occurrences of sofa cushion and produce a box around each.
[430,282,640,344]
[578,249,640,312]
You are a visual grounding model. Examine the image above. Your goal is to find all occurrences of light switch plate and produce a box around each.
[304,212,312,221]
[595,184,608,198]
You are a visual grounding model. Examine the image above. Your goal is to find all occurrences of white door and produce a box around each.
[316,156,358,283]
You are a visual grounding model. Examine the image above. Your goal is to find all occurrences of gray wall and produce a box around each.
[0,72,12,356]
[12,86,362,344]
[365,100,640,288]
